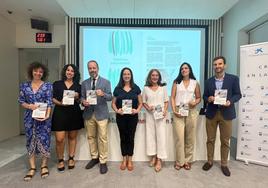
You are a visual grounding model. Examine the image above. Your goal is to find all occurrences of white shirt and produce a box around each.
[175,79,197,106]
[142,86,169,107]
[90,75,99,89]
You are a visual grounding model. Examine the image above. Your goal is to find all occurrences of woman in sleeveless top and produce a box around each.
[171,62,201,170]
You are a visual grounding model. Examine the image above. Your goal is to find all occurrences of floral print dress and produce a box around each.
[18,81,53,158]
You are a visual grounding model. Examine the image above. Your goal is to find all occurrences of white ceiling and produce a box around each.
[0,0,239,25]
[0,0,66,25]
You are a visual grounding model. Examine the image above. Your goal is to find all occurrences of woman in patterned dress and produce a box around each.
[18,62,53,181]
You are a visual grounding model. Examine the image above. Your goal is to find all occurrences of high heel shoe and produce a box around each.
[57,159,65,172]
[68,156,75,169]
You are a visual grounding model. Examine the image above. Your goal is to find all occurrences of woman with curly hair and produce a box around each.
[18,62,53,181]
[52,64,84,172]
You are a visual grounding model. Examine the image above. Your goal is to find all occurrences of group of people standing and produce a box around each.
[18,56,241,181]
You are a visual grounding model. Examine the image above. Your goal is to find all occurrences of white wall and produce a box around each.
[16,24,65,48]
[222,0,268,137]
[0,16,20,141]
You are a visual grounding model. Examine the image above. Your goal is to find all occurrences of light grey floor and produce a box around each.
[0,136,268,188]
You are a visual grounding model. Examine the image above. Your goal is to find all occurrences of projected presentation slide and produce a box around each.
[80,27,205,95]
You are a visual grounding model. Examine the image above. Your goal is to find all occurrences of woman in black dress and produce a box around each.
[52,64,83,172]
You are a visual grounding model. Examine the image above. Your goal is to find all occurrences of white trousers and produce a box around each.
[145,112,167,159]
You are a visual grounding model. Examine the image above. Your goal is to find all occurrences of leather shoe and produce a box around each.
[100,163,108,174]
[202,162,213,171]
[221,166,231,176]
[85,158,99,169]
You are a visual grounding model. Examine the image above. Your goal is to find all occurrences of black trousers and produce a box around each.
[116,114,138,156]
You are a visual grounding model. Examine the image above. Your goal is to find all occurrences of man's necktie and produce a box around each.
[92,78,96,90]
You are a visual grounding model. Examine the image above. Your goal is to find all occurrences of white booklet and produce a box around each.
[153,104,164,120]
[122,99,132,114]
[214,89,228,105]
[178,103,189,117]
[62,90,75,105]
[86,90,97,105]
[32,102,47,118]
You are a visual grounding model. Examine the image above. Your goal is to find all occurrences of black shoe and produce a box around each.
[57,159,65,172]
[202,162,213,171]
[221,166,231,176]
[85,158,99,169]
[68,156,75,170]
[100,163,108,174]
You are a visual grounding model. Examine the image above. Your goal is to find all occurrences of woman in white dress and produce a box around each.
[142,69,169,172]
[171,62,201,171]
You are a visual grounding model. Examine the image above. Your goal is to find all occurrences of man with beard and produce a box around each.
[202,56,241,176]
[81,60,112,174]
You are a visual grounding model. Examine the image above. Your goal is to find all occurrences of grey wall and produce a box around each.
[222,0,268,137]
[249,21,268,43]
[0,16,20,141]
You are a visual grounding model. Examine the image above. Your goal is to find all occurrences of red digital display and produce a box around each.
[36,33,52,43]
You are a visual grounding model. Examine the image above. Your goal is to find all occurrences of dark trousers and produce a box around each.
[116,114,138,156]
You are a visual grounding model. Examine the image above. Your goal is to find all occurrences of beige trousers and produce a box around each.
[84,114,108,164]
[173,107,198,165]
[206,110,232,166]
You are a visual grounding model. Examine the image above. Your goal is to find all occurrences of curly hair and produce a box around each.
[61,64,80,83]
[145,69,166,87]
[27,62,49,81]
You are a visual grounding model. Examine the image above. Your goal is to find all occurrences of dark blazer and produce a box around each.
[81,76,112,121]
[203,73,241,120]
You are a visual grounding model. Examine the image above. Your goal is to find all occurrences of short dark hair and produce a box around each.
[213,56,226,64]
[174,62,196,84]
[116,67,135,88]
[61,64,80,83]
[145,69,166,87]
[27,62,49,81]
[87,60,99,69]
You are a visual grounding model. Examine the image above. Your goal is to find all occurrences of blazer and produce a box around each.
[81,76,112,120]
[203,73,241,120]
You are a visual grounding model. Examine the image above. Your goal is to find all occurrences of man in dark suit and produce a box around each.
[81,60,112,174]
[202,56,241,176]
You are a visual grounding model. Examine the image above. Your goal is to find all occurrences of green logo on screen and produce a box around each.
[109,31,133,56]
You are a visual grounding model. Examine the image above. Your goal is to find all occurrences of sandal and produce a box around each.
[127,161,134,171]
[23,168,36,181]
[174,162,184,171]
[149,157,156,167]
[40,166,49,179]
[154,159,162,172]
[68,156,75,169]
[184,163,191,170]
[120,161,127,170]
[57,159,65,172]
